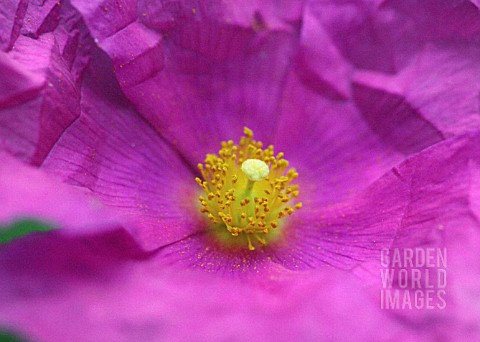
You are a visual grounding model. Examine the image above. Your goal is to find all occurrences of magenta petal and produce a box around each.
[0,152,117,233]
[20,0,61,38]
[100,21,164,89]
[312,0,480,73]
[0,230,148,341]
[1,232,479,341]
[362,138,480,336]
[384,0,480,42]
[398,44,480,136]
[0,232,421,341]
[123,29,298,165]
[72,0,302,166]
[271,2,411,204]
[0,5,91,165]
[284,134,480,273]
[387,137,475,250]
[42,53,202,251]
[470,161,480,222]
[138,0,303,33]
[307,0,402,73]
[275,9,480,207]
[273,170,408,271]
[0,36,78,165]
[275,71,404,204]
[353,43,480,139]
[0,50,44,108]
[352,71,444,155]
[0,0,27,51]
[293,3,353,100]
[154,232,285,274]
[70,0,137,39]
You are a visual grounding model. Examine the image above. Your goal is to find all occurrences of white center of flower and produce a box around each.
[241,159,269,181]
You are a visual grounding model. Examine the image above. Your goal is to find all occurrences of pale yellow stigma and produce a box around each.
[241,159,269,181]
[196,127,302,251]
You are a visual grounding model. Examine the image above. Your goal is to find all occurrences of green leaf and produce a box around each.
[0,329,28,342]
[0,219,55,244]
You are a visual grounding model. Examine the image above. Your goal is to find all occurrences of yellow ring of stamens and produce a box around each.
[196,127,302,250]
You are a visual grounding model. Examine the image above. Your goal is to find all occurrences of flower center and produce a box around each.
[196,127,302,250]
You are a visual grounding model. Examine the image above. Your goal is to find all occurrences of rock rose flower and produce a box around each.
[1,0,480,341]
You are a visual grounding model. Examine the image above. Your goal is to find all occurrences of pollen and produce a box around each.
[196,127,302,251]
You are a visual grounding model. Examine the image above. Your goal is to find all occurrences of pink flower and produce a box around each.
[1,0,480,340]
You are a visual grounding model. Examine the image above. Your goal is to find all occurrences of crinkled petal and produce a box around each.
[363,133,480,330]
[383,0,480,42]
[358,179,480,340]
[72,0,303,166]
[100,21,163,89]
[0,49,44,109]
[42,50,201,251]
[353,43,480,139]
[70,0,137,40]
[0,0,27,52]
[287,134,480,274]
[274,3,480,205]
[293,1,353,100]
[275,71,404,204]
[311,0,480,73]
[0,2,91,165]
[20,0,61,38]
[273,1,434,205]
[352,70,445,155]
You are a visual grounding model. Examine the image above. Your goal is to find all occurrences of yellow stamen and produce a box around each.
[196,127,302,250]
